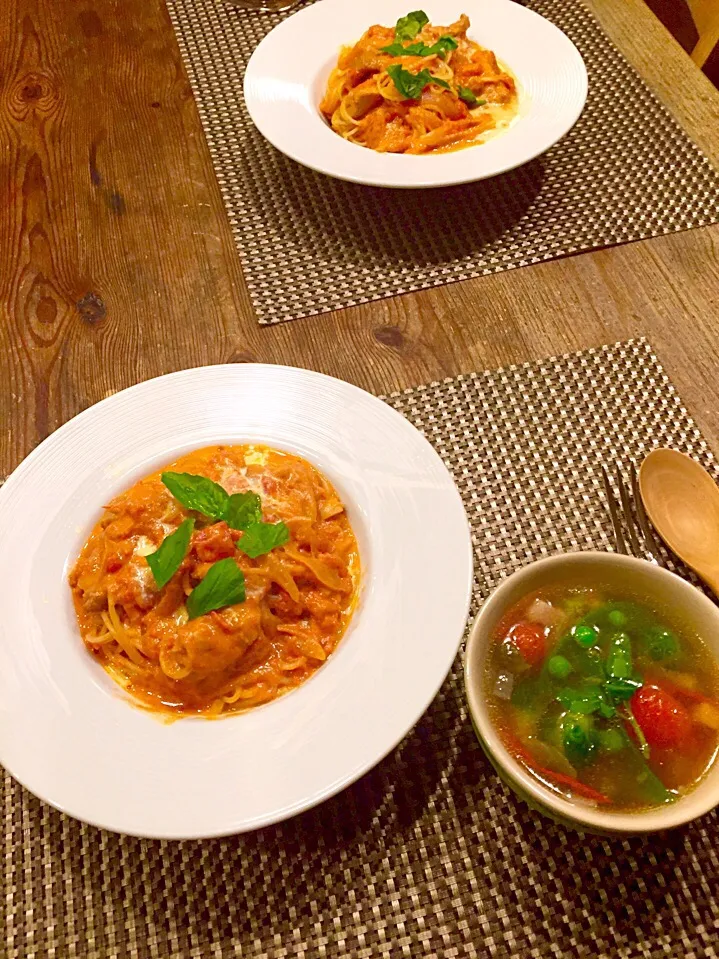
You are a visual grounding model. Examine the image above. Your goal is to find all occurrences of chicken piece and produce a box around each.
[168,613,259,681]
[110,559,156,611]
[343,77,384,122]
[418,14,470,44]
[358,108,385,149]
[455,48,501,78]
[421,88,469,121]
[467,78,516,105]
[338,26,394,72]
[105,514,134,540]
[76,583,108,613]
[407,105,444,136]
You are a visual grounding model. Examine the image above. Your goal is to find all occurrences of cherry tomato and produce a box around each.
[630,685,691,749]
[507,622,546,667]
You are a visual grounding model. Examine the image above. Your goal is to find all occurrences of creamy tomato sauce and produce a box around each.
[69,445,360,717]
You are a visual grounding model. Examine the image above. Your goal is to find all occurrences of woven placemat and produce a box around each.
[165,0,719,325]
[4,338,719,958]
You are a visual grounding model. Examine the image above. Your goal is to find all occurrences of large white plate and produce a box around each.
[0,365,472,838]
[244,0,588,188]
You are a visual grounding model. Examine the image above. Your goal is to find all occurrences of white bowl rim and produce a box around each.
[0,362,474,839]
[465,551,719,833]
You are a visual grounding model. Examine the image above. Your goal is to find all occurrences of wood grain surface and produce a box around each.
[1,0,718,481]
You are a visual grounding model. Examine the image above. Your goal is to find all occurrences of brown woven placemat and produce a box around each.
[4,338,719,958]
[165,0,719,325]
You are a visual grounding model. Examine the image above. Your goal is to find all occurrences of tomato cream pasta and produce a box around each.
[320,11,518,154]
[69,445,360,717]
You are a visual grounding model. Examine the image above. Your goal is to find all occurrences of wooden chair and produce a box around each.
[686,0,719,67]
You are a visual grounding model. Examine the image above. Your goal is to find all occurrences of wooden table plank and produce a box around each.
[1,0,718,480]
[590,0,719,164]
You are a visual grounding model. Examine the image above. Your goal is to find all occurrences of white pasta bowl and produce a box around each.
[464,552,719,834]
[0,365,473,838]
[244,0,588,188]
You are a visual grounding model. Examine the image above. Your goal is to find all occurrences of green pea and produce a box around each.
[573,625,596,649]
[548,655,572,680]
[608,609,626,627]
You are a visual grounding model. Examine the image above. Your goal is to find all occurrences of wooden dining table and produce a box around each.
[1,0,718,484]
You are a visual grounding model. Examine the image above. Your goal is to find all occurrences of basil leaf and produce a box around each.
[604,677,643,702]
[556,686,615,717]
[423,35,458,57]
[386,64,425,98]
[225,491,262,531]
[386,64,450,99]
[187,558,245,620]
[162,472,229,521]
[395,10,429,42]
[597,700,617,719]
[458,85,486,108]
[427,73,450,90]
[237,521,290,559]
[382,40,411,56]
[145,518,194,590]
[382,35,458,58]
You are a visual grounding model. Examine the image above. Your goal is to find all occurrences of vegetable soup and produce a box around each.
[484,581,719,810]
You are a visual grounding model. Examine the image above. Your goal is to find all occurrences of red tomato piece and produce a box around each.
[631,685,692,749]
[192,522,237,562]
[507,622,546,667]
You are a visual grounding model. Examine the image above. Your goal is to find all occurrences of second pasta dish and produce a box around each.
[319,10,518,155]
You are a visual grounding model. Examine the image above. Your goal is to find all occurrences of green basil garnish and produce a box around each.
[225,491,262,531]
[187,558,246,620]
[382,35,458,58]
[604,677,643,702]
[161,472,229,521]
[145,518,194,590]
[556,687,616,718]
[457,85,486,108]
[386,64,449,99]
[395,9,429,42]
[382,40,414,56]
[162,474,263,531]
[425,35,458,57]
[154,470,292,616]
[237,521,290,559]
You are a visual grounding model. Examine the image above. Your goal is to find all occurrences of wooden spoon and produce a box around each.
[639,448,719,598]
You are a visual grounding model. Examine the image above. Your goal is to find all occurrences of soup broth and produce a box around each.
[485,579,719,810]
